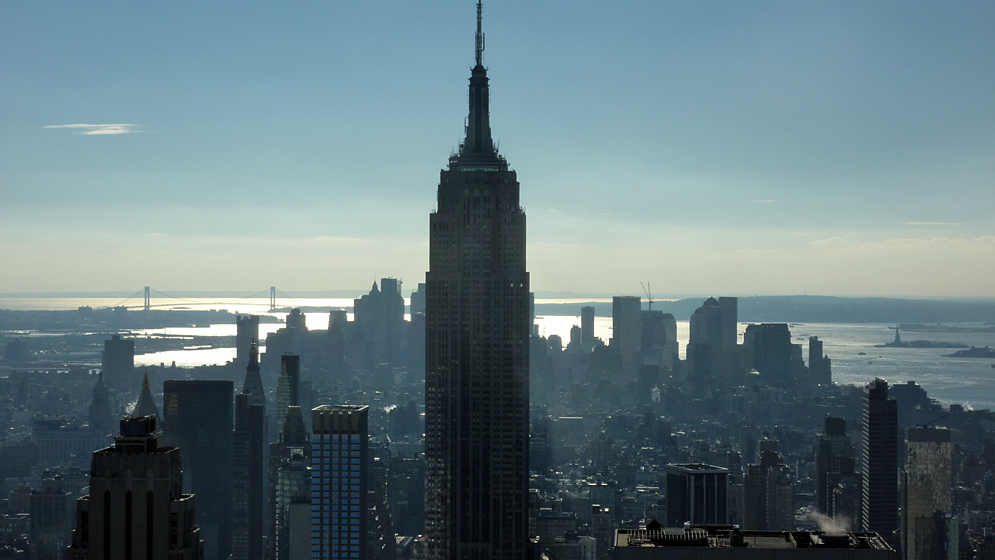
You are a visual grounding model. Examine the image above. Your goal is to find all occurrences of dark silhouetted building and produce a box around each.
[744,323,794,387]
[581,306,596,350]
[269,406,310,560]
[311,405,368,560]
[815,416,855,516]
[743,441,795,531]
[612,296,641,376]
[65,416,203,560]
[809,336,832,386]
[688,298,743,394]
[277,354,301,432]
[88,372,114,434]
[235,315,260,376]
[133,372,161,422]
[665,464,729,527]
[862,379,899,546]
[232,393,265,560]
[163,380,233,560]
[424,4,530,559]
[718,297,738,349]
[102,334,135,392]
[354,278,406,366]
[241,340,265,408]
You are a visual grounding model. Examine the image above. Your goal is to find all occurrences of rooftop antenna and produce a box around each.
[475,0,485,67]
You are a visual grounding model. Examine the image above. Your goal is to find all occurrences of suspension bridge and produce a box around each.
[105,286,292,312]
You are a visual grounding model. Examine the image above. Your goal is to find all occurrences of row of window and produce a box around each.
[311,434,362,443]
[313,491,360,498]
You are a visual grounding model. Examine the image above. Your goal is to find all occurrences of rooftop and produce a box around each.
[616,524,894,552]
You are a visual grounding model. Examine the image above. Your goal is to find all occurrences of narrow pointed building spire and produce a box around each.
[89,371,114,433]
[132,370,160,422]
[242,338,266,409]
[453,0,504,169]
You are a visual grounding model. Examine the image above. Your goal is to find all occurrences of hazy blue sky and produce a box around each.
[2,1,993,297]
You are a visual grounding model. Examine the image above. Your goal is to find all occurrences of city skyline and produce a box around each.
[2,1,994,297]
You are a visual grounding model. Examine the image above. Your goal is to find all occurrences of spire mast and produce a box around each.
[475,0,484,67]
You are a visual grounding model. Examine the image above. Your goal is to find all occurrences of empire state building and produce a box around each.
[424,2,530,559]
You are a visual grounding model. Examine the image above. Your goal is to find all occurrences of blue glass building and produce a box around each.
[311,405,368,560]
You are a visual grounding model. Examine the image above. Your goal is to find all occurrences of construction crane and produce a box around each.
[920,413,948,429]
[641,282,653,312]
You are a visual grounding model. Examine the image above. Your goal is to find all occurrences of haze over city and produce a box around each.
[2,1,993,296]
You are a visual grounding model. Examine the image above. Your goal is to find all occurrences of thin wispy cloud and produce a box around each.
[44,123,141,135]
[903,221,963,226]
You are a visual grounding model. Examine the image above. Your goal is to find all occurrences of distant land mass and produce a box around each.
[874,340,969,349]
[534,296,995,324]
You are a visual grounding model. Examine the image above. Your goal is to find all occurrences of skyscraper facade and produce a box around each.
[815,416,855,516]
[310,405,369,560]
[808,336,832,386]
[744,323,794,387]
[102,334,135,392]
[277,354,302,432]
[235,314,260,376]
[270,405,311,560]
[232,393,265,560]
[665,464,729,527]
[902,427,953,560]
[163,380,233,560]
[424,3,530,559]
[862,379,899,544]
[717,297,738,350]
[65,416,203,560]
[581,306,595,350]
[611,296,641,375]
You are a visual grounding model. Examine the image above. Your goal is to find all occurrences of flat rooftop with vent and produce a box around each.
[614,522,896,560]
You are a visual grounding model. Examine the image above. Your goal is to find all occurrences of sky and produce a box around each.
[2,1,994,298]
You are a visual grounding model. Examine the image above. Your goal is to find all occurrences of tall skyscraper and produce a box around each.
[581,306,595,350]
[743,323,794,387]
[163,380,233,560]
[862,379,899,545]
[611,296,641,375]
[808,336,832,386]
[354,278,406,365]
[232,393,266,560]
[743,444,794,531]
[902,427,953,560]
[241,340,266,408]
[717,297,738,350]
[102,334,135,392]
[277,354,301,432]
[65,416,203,560]
[424,3,530,559]
[236,315,260,376]
[270,406,311,560]
[815,416,855,516]
[234,341,267,560]
[311,405,369,560]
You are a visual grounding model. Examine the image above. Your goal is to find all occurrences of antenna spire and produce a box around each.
[475,1,484,67]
